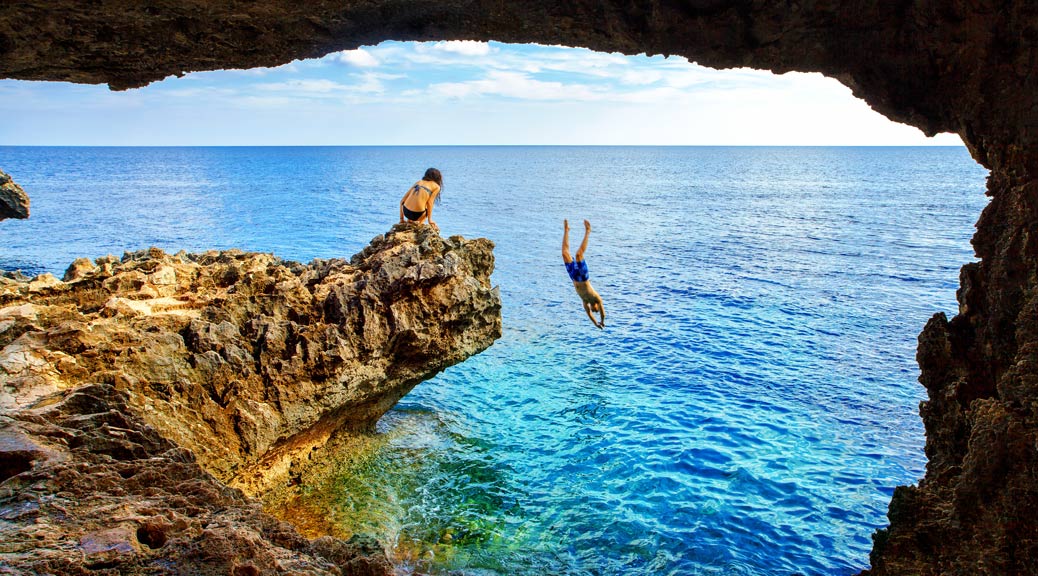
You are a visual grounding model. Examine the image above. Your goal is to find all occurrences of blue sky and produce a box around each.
[0,41,963,146]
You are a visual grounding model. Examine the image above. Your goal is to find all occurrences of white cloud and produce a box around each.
[412,40,491,57]
[618,69,664,86]
[351,72,403,95]
[0,40,971,146]
[614,86,684,103]
[256,79,346,94]
[254,72,402,97]
[430,41,492,56]
[378,41,497,69]
[162,87,239,99]
[336,48,379,68]
[660,69,716,89]
[219,62,301,76]
[237,95,307,108]
[426,71,601,101]
[370,41,625,76]
[381,42,718,90]
[529,47,630,74]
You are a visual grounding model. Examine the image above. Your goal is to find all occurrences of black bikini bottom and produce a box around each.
[403,205,426,221]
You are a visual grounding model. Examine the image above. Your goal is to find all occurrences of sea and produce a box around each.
[0,146,989,575]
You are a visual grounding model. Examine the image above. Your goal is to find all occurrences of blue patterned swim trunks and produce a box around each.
[566,260,589,282]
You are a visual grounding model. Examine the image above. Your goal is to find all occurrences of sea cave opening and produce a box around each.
[0,39,992,576]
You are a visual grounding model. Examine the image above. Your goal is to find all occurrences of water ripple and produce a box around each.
[0,146,989,575]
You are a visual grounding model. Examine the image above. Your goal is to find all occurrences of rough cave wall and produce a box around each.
[2,1,1037,573]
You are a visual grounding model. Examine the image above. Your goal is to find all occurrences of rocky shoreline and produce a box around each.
[0,224,502,574]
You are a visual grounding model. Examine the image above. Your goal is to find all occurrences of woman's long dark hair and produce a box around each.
[423,168,443,203]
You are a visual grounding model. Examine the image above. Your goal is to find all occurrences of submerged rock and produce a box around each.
[0,223,502,574]
[0,170,29,221]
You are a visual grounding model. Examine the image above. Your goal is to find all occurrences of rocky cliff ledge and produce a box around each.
[0,224,501,574]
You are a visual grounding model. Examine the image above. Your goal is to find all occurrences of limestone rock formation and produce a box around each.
[0,170,29,221]
[0,224,501,573]
[1,382,392,575]
[2,2,1038,573]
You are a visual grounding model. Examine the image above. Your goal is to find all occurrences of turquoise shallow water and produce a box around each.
[0,146,989,574]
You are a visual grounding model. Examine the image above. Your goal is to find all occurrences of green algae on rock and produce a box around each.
[260,408,524,573]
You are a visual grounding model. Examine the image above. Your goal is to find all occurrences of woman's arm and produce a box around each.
[399,189,411,222]
[426,188,439,227]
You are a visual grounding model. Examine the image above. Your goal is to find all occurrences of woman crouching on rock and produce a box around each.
[399,168,443,230]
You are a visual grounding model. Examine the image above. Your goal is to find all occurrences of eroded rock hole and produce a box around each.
[136,523,168,549]
[232,564,261,576]
[0,451,35,483]
[84,560,121,570]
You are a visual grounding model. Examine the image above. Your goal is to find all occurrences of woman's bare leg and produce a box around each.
[562,219,573,264]
[575,219,591,261]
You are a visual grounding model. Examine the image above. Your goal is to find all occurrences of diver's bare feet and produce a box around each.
[584,219,591,232]
[564,219,569,231]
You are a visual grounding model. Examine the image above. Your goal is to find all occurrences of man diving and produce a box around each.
[562,219,606,329]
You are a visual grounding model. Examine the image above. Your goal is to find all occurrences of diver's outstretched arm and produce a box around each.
[584,301,602,328]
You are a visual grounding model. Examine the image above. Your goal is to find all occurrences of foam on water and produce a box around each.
[0,146,989,574]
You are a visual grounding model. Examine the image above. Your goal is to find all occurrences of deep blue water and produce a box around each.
[0,146,989,575]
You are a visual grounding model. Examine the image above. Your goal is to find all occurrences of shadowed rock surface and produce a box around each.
[0,383,392,575]
[0,224,501,573]
[0,170,29,221]
[2,2,1038,573]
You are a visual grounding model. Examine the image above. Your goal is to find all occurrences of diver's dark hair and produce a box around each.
[423,168,443,203]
